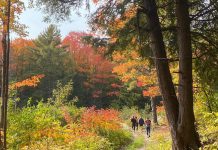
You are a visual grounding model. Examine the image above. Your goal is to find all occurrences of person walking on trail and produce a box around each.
[138,117,145,131]
[131,116,137,131]
[145,118,151,137]
[135,117,139,130]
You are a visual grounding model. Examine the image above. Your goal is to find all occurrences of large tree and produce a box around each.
[142,0,201,148]
[0,0,26,147]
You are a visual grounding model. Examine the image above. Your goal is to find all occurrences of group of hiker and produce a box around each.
[131,116,151,137]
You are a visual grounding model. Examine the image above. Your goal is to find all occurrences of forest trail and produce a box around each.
[122,123,170,150]
[121,123,146,150]
[133,130,146,150]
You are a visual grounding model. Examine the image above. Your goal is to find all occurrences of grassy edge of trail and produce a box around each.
[144,125,171,150]
[126,135,145,150]
[121,123,145,150]
[122,122,172,150]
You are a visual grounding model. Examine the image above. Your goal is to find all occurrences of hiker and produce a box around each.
[145,118,151,137]
[131,116,137,131]
[135,116,139,130]
[138,117,145,130]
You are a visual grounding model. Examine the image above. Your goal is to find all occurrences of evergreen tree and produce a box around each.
[23,25,74,100]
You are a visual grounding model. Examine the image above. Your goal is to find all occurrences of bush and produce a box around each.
[7,102,63,149]
[68,136,112,150]
[8,102,133,149]
[81,107,133,149]
[20,136,112,150]
[98,128,132,150]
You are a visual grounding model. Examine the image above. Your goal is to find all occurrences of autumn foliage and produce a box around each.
[142,86,160,98]
[81,107,121,130]
[10,74,45,89]
[112,50,160,99]
[62,32,113,75]
[0,0,26,36]
[62,32,119,100]
[8,103,131,149]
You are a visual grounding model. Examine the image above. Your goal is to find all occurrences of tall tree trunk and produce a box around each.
[142,0,180,146]
[142,0,201,149]
[151,97,157,124]
[175,0,201,149]
[0,0,11,149]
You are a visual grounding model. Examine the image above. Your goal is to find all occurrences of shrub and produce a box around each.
[81,107,133,149]
[7,102,63,149]
[67,136,112,150]
[20,136,112,150]
[8,103,132,149]
[126,135,144,150]
[98,128,132,150]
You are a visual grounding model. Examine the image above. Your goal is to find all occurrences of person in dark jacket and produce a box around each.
[131,116,137,131]
[135,116,139,130]
[138,117,145,131]
[139,117,145,126]
[138,117,144,128]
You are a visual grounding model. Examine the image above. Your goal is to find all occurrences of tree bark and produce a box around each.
[175,0,201,149]
[151,97,158,124]
[142,0,201,149]
[0,0,11,149]
[142,0,180,146]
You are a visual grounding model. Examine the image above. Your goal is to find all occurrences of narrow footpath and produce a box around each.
[122,123,171,150]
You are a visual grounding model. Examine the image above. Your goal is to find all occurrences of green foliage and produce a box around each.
[195,85,218,112]
[67,136,112,150]
[8,102,132,149]
[48,80,73,106]
[7,80,131,149]
[98,128,132,150]
[22,25,74,100]
[119,106,139,121]
[20,135,112,150]
[33,0,84,22]
[111,87,142,109]
[195,101,218,149]
[7,102,63,149]
[126,135,144,150]
[119,106,150,122]
[145,128,171,150]
[8,89,20,111]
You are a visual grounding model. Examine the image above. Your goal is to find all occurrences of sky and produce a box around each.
[13,3,93,39]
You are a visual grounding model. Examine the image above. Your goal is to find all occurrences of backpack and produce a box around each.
[139,118,144,125]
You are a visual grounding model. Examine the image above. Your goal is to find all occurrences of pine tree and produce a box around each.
[26,25,74,99]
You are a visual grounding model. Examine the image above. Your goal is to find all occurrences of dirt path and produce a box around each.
[122,123,170,150]
[134,129,146,150]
